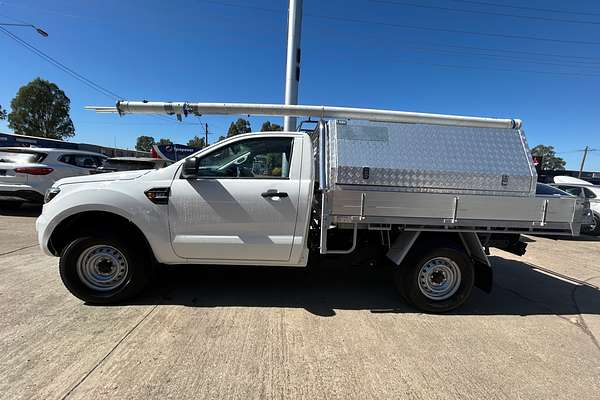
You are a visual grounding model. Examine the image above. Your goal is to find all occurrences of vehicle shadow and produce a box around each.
[531,234,600,243]
[0,203,42,217]
[120,255,600,317]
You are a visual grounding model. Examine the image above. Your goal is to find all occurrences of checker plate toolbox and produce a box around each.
[316,120,586,235]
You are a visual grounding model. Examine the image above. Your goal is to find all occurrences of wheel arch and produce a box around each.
[47,210,156,264]
[386,231,493,293]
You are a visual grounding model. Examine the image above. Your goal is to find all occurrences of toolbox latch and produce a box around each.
[362,166,370,180]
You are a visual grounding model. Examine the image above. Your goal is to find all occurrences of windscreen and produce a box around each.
[0,150,46,164]
[536,184,572,196]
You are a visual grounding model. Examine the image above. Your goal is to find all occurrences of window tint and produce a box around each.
[557,186,582,196]
[60,154,104,168]
[195,137,293,178]
[583,188,597,199]
[536,184,571,196]
[0,150,46,164]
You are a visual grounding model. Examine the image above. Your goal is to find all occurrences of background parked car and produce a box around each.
[91,157,171,174]
[551,176,600,236]
[0,147,106,209]
[481,183,590,254]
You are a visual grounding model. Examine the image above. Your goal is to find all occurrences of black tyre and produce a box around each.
[0,201,23,211]
[59,235,150,304]
[395,243,474,313]
[584,214,600,237]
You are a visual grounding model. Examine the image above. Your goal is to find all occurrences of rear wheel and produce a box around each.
[59,235,150,304]
[395,244,474,313]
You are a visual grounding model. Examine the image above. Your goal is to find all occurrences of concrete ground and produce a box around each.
[1,205,599,400]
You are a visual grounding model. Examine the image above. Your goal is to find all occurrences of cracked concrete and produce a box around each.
[1,212,599,400]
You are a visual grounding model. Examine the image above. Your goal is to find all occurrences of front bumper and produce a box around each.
[0,184,44,203]
[35,209,55,256]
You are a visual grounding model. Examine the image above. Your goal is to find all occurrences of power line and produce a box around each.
[0,26,200,125]
[0,26,122,99]
[447,0,600,18]
[313,28,600,69]
[387,57,600,78]
[201,0,600,62]
[388,46,600,70]
[371,0,600,26]
[198,0,600,45]
[308,13,600,46]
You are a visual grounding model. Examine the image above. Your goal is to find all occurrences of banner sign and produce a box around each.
[151,144,201,162]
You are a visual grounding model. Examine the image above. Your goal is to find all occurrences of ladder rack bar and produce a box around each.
[85,101,521,129]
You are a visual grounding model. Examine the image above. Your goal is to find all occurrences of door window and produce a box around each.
[583,188,597,199]
[194,137,293,178]
[60,154,104,168]
[557,186,582,196]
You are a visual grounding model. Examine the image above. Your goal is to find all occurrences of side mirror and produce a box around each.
[181,157,199,179]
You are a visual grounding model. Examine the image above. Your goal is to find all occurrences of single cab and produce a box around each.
[36,121,587,313]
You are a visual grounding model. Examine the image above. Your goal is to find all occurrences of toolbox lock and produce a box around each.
[362,166,370,180]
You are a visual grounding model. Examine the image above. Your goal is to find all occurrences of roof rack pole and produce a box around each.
[93,102,521,129]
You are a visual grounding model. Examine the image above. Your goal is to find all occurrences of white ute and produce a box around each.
[36,102,589,312]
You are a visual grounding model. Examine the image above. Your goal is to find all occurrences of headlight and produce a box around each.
[44,187,61,203]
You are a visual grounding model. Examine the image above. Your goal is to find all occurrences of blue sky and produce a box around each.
[1,0,599,170]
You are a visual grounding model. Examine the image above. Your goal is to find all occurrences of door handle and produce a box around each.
[261,191,288,198]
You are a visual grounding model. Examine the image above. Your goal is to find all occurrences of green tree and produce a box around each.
[135,135,155,152]
[158,138,173,145]
[260,121,283,132]
[8,78,75,139]
[530,144,566,171]
[217,135,226,142]
[0,105,6,120]
[187,135,206,148]
[227,118,251,137]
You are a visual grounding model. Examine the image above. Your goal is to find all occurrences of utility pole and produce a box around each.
[578,146,589,178]
[283,0,303,132]
[204,123,209,148]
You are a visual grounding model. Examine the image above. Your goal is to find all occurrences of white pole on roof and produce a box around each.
[85,101,522,130]
[283,0,303,132]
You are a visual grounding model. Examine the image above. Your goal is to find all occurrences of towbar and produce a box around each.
[86,101,522,129]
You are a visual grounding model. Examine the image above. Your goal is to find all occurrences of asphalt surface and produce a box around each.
[1,205,599,400]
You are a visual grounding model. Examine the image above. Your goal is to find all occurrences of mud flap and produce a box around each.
[473,260,493,293]
[459,232,493,293]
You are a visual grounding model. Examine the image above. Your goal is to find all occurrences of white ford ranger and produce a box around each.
[36,104,588,313]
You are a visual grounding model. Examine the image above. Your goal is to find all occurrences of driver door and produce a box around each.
[168,136,302,262]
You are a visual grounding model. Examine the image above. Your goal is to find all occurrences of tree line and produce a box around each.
[134,119,282,152]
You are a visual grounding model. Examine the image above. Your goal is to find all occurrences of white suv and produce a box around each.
[0,147,106,208]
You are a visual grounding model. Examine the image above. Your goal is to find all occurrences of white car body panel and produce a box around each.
[552,177,600,217]
[553,176,592,185]
[36,133,314,267]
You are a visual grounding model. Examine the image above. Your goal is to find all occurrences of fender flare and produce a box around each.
[386,231,493,293]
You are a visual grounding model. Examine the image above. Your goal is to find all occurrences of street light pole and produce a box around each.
[204,123,209,148]
[283,0,303,132]
[0,23,48,37]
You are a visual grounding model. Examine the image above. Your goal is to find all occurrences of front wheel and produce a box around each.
[395,244,474,313]
[583,214,600,236]
[59,235,150,304]
[0,201,23,211]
